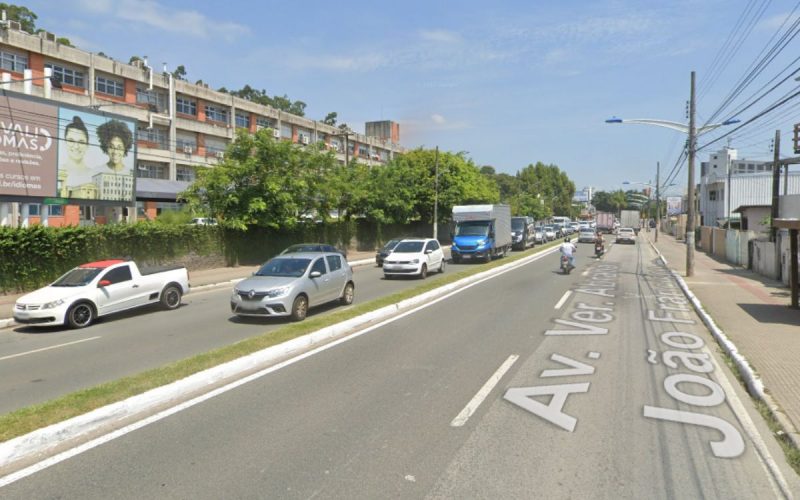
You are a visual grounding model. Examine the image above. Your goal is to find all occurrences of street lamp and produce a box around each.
[606,72,739,276]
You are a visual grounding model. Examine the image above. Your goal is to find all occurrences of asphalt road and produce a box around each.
[2,238,797,498]
[0,246,537,414]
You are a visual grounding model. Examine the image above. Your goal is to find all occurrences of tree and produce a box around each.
[0,3,37,33]
[172,65,187,81]
[322,112,338,126]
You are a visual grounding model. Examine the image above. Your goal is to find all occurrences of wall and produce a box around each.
[725,229,755,266]
[712,228,726,258]
[780,194,800,218]
[700,226,713,252]
[751,240,779,279]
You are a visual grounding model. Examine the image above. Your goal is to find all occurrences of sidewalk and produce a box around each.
[0,250,377,328]
[646,230,800,445]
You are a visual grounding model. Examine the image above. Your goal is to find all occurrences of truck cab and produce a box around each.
[450,204,512,263]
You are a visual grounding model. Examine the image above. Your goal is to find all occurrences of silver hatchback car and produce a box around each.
[230,252,355,321]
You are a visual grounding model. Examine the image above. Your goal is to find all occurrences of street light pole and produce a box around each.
[655,161,660,243]
[686,71,696,277]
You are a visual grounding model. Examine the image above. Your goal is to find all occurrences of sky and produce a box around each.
[22,0,800,196]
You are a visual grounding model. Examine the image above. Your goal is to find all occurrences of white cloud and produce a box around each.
[757,12,800,32]
[74,0,250,41]
[282,53,390,72]
[419,30,462,44]
[431,114,446,124]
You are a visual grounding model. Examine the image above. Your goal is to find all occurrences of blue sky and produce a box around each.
[24,0,800,196]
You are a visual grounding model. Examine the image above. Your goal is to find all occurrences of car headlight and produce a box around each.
[42,299,65,309]
[265,287,289,298]
[411,259,419,264]
[476,239,485,246]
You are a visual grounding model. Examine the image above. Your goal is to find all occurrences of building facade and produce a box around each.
[699,147,800,226]
[0,27,405,227]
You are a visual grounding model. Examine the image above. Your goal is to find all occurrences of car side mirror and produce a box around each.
[309,271,322,278]
[425,249,432,254]
[98,279,111,287]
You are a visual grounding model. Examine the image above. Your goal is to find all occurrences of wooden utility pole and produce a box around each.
[771,130,781,242]
[655,161,660,243]
[686,71,697,277]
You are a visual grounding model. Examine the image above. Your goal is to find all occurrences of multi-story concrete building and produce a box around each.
[699,147,800,226]
[0,26,405,227]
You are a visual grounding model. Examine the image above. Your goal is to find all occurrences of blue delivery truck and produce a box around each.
[450,204,512,263]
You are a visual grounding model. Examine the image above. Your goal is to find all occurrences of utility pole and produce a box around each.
[433,146,440,240]
[686,71,697,277]
[771,129,781,243]
[655,161,660,243]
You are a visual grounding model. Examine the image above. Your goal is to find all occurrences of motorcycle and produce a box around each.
[595,242,605,258]
[560,254,573,274]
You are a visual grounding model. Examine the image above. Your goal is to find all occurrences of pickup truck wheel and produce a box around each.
[161,284,182,310]
[66,302,95,329]
[291,295,308,321]
[340,282,355,305]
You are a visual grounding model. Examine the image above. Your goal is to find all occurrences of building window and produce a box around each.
[177,165,195,182]
[358,145,369,157]
[709,191,717,201]
[139,127,168,149]
[27,204,41,216]
[136,162,168,179]
[256,116,275,130]
[0,50,27,73]
[176,97,197,115]
[95,75,124,97]
[176,138,197,153]
[204,104,228,123]
[280,123,292,139]
[45,63,85,87]
[235,112,249,128]
[48,205,64,216]
[136,86,167,111]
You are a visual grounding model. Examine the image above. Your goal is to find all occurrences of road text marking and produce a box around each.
[450,355,519,427]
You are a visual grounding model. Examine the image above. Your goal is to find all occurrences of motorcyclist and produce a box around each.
[559,237,577,269]
[594,232,605,255]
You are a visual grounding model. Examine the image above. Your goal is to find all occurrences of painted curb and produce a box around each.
[0,245,561,472]
[648,239,800,449]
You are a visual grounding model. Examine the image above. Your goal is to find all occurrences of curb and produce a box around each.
[0,245,560,477]
[648,239,800,449]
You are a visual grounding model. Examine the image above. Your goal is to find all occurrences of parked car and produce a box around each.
[13,260,189,329]
[280,243,346,257]
[543,225,557,241]
[616,227,637,244]
[189,217,217,225]
[231,252,354,321]
[578,229,597,243]
[511,216,536,250]
[375,237,411,267]
[383,238,445,279]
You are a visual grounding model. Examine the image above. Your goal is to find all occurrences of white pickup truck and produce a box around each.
[13,260,190,328]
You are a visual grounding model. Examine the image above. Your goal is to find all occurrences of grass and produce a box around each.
[0,240,563,443]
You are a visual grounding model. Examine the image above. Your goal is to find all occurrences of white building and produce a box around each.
[699,147,800,227]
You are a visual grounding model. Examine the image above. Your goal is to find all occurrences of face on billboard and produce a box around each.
[57,109,135,202]
[0,95,59,197]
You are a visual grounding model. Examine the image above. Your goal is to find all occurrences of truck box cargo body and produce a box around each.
[620,210,641,234]
[451,204,512,263]
[595,212,615,233]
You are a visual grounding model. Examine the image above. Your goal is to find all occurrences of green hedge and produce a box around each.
[0,223,221,293]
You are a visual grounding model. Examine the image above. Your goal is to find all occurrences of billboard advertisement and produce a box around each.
[666,196,683,215]
[0,92,136,203]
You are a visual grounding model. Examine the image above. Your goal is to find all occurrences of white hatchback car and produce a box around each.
[383,238,445,279]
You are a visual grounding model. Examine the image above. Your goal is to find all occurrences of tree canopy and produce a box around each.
[1,3,73,46]
[216,85,307,117]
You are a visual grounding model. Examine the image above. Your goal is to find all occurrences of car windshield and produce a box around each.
[255,258,311,277]
[544,226,554,231]
[511,219,525,230]
[383,239,402,250]
[52,267,103,287]
[455,221,489,236]
[393,241,425,253]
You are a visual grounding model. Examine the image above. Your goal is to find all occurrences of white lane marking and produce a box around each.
[450,355,519,427]
[0,337,101,362]
[554,290,572,309]
[0,251,557,487]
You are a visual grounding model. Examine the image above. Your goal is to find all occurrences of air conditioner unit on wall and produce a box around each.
[331,144,339,152]
[216,151,224,159]
[301,135,309,145]
[272,129,280,138]
[7,20,21,31]
[183,145,193,154]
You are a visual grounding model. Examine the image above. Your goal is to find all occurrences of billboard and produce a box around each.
[0,92,136,203]
[666,196,683,215]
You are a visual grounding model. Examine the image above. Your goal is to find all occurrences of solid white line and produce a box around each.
[0,337,101,362]
[0,251,558,487]
[450,355,519,427]
[554,290,572,309]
